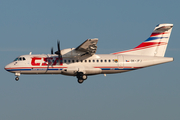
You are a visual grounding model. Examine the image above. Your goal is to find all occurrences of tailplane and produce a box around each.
[113,23,173,56]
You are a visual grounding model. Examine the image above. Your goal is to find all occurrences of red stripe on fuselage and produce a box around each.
[94,66,143,69]
[5,67,67,70]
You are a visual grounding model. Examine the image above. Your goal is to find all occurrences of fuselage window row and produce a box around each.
[62,59,113,63]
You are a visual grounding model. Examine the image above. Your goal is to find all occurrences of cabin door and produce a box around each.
[118,55,124,68]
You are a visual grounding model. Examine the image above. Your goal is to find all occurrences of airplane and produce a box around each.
[4,23,174,84]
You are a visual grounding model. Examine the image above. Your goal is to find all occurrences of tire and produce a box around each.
[15,77,19,81]
[82,75,87,80]
[78,79,84,84]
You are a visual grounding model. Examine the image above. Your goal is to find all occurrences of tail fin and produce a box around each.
[113,23,173,56]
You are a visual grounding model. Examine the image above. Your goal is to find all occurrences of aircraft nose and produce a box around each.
[4,65,8,71]
[4,64,11,71]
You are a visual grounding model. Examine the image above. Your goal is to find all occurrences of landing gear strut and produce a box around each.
[77,72,87,84]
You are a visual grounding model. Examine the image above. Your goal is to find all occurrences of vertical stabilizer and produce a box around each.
[113,23,173,56]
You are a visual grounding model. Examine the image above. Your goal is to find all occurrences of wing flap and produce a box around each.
[75,38,98,56]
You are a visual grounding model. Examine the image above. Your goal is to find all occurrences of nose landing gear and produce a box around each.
[76,72,87,84]
[15,73,20,81]
[15,76,19,81]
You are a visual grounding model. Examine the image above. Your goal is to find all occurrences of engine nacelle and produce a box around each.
[61,67,78,76]
[61,66,102,76]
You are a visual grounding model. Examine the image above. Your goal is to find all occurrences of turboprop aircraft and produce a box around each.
[4,23,174,84]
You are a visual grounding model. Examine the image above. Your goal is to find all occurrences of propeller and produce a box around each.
[51,47,53,54]
[55,40,62,65]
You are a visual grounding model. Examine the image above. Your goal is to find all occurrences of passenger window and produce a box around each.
[89,60,91,62]
[64,60,66,63]
[93,60,95,62]
[97,60,99,62]
[101,60,103,62]
[76,60,79,62]
[85,60,87,62]
[81,60,83,62]
[109,59,111,62]
[68,60,71,63]
[72,60,74,63]
[105,60,107,62]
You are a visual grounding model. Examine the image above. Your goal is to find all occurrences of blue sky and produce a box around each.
[1,0,180,120]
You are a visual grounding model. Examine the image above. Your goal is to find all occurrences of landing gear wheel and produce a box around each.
[15,77,19,81]
[78,79,84,84]
[82,75,87,80]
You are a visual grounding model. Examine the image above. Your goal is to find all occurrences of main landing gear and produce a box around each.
[76,72,87,84]
[15,73,20,81]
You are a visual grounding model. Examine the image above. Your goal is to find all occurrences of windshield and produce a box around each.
[14,58,19,61]
[14,57,26,61]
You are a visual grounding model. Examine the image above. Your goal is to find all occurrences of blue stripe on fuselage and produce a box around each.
[100,68,136,70]
[7,68,63,72]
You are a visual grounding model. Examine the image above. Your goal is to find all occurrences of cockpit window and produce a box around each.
[14,57,26,61]
[14,58,19,61]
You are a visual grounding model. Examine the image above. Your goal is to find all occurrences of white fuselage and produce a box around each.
[4,54,173,76]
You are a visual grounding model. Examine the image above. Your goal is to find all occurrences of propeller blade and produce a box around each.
[51,47,53,54]
[57,40,60,53]
[56,40,62,65]
[58,54,61,64]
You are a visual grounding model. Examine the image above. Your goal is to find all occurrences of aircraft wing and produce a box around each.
[75,38,98,56]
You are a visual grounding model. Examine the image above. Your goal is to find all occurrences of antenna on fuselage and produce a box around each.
[29,52,32,55]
